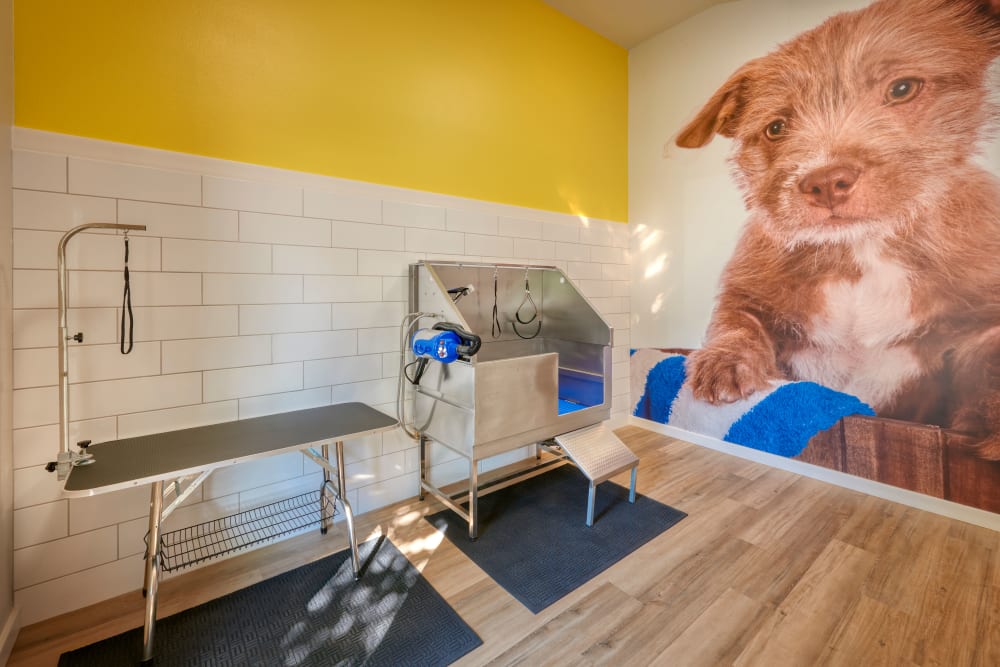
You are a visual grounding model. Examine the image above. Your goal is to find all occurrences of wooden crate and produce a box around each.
[797,416,1000,513]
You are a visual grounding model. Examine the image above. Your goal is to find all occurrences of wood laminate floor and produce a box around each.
[8,426,1000,666]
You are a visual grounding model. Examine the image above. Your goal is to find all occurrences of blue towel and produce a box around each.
[632,351,874,458]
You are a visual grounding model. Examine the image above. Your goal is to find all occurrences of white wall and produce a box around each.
[8,129,632,625]
[0,0,17,660]
[628,0,871,348]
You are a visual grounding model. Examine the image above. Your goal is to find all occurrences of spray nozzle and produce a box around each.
[447,284,475,302]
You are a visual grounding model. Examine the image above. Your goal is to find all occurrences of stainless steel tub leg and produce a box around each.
[468,458,479,540]
[418,433,427,501]
[141,480,164,663]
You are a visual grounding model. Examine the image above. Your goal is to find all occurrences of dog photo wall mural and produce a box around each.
[633,0,1000,512]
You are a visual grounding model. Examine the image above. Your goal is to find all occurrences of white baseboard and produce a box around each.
[630,415,1000,533]
[608,411,630,429]
[0,604,20,666]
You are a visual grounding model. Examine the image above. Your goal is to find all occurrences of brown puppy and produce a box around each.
[676,0,1000,457]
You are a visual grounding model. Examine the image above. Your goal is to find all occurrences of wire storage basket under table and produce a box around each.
[156,490,335,573]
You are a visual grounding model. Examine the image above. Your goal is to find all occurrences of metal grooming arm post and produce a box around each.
[54,222,145,478]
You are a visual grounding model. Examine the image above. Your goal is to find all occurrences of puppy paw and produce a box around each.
[687,345,777,404]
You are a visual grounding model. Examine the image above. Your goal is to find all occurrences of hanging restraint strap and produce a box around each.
[120,234,134,354]
[491,266,503,338]
[515,266,538,324]
[512,266,541,339]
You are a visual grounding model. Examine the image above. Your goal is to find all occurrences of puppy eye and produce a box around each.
[885,78,923,105]
[764,119,787,140]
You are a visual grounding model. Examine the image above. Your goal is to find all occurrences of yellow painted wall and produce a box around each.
[13,0,627,220]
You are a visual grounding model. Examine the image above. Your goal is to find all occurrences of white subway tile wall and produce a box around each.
[304,189,381,224]
[9,138,632,625]
[119,200,239,242]
[68,158,201,206]
[13,189,116,232]
[239,212,332,247]
[12,151,67,193]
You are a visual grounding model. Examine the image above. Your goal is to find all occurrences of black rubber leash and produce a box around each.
[120,234,134,354]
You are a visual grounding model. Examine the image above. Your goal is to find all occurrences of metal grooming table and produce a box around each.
[61,402,398,663]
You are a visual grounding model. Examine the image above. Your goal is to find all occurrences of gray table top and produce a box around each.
[63,402,398,496]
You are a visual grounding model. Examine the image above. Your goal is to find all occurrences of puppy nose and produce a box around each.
[798,165,860,209]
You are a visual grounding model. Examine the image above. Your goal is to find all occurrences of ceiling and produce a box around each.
[543,0,735,49]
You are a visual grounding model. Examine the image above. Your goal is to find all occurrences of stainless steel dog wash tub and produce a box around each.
[408,261,638,538]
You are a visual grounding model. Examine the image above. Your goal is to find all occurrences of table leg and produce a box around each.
[142,480,164,663]
[301,443,363,578]
[335,440,361,579]
[320,443,333,534]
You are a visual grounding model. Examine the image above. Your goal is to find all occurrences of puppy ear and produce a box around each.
[943,0,1000,16]
[967,0,1000,21]
[675,61,757,149]
[974,0,1000,52]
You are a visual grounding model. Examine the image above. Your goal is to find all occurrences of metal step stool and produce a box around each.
[553,422,639,526]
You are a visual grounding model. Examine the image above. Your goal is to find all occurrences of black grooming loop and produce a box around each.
[491,266,503,338]
[120,232,134,354]
[513,266,542,340]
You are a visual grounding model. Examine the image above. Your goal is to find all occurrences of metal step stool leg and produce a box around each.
[586,465,636,526]
[555,423,640,528]
[586,482,596,527]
